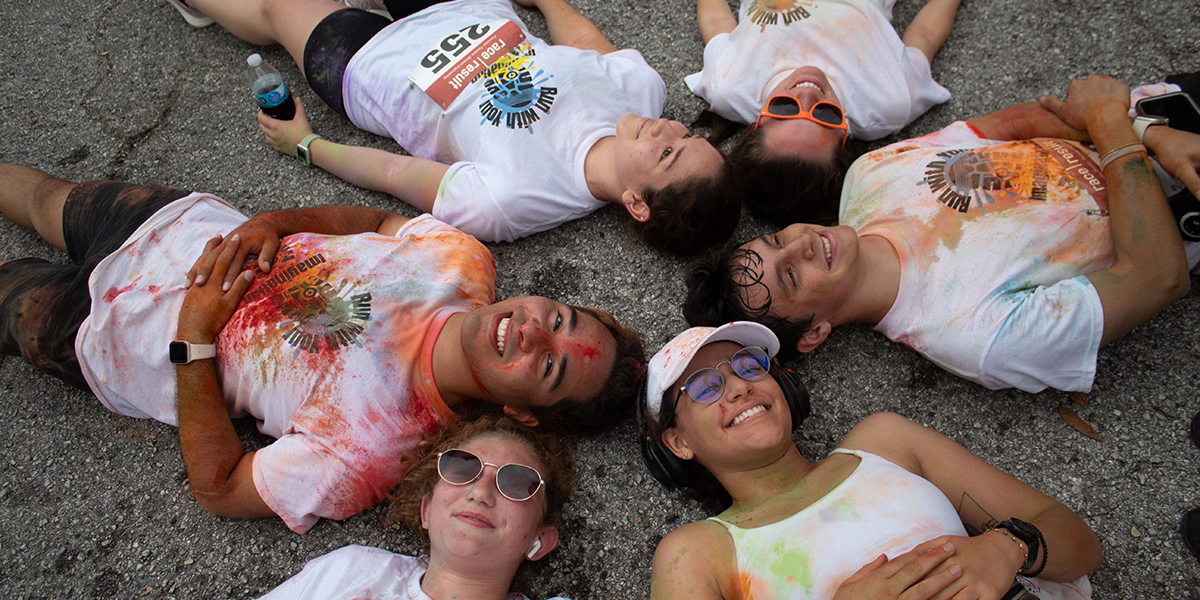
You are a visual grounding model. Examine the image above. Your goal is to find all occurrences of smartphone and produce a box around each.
[1137,91,1200,135]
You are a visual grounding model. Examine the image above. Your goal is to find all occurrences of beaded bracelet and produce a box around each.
[1098,142,1147,170]
[986,527,1029,570]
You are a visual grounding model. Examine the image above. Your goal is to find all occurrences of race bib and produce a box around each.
[409,19,527,109]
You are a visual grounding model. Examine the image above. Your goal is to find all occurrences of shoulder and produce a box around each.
[838,413,928,471]
[655,519,733,567]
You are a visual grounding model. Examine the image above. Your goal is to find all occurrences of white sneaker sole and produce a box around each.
[166,0,215,28]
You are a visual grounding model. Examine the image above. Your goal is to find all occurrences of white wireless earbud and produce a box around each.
[526,539,542,559]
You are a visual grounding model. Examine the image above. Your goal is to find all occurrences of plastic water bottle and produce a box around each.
[247,53,295,120]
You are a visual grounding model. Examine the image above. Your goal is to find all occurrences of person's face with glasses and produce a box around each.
[661,342,794,467]
[421,434,557,565]
[757,66,847,164]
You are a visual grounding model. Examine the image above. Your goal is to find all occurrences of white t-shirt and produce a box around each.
[342,0,666,242]
[258,545,572,600]
[77,199,497,532]
[684,0,950,140]
[842,122,1116,392]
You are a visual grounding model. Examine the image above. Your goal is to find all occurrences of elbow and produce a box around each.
[191,486,238,517]
[1167,268,1191,303]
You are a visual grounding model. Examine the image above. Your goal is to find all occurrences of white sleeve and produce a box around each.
[257,546,410,600]
[252,434,380,534]
[977,276,1105,393]
[684,33,734,114]
[431,161,519,243]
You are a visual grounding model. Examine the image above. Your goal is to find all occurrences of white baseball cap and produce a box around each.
[644,322,780,419]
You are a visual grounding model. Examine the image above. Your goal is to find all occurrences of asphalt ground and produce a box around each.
[1,0,1198,597]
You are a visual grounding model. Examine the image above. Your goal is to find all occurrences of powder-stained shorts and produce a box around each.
[0,180,188,391]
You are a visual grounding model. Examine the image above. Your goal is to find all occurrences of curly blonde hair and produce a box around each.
[390,414,577,535]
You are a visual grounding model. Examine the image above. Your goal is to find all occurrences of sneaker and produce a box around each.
[340,0,391,19]
[166,0,215,28]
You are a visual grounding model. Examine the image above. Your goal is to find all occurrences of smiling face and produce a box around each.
[663,342,793,470]
[421,434,554,567]
[734,223,861,326]
[758,67,846,164]
[459,296,616,410]
[613,114,725,196]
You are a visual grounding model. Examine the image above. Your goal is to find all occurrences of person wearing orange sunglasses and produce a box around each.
[686,0,962,227]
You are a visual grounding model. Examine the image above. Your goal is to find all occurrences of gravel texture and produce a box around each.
[1,0,1198,597]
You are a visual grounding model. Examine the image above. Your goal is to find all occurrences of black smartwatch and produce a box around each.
[169,340,217,365]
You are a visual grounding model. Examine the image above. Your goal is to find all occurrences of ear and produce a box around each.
[620,189,650,222]
[503,405,541,427]
[795,321,832,354]
[660,428,692,461]
[420,495,431,530]
[527,526,559,561]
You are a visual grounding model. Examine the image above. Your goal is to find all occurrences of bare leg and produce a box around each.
[187,0,345,73]
[0,164,77,252]
[902,0,963,64]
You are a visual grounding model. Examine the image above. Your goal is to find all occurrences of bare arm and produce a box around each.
[650,521,737,600]
[843,413,1102,595]
[512,0,618,54]
[257,99,449,213]
[176,237,275,519]
[1143,125,1200,200]
[901,0,962,64]
[1041,76,1190,346]
[696,0,737,43]
[966,101,1089,142]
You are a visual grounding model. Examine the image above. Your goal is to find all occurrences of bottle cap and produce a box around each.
[247,54,262,67]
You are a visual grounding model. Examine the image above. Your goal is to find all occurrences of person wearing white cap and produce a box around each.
[640,322,1102,600]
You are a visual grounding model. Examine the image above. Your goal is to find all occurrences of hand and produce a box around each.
[904,533,1025,600]
[1148,126,1200,201]
[833,543,962,600]
[187,212,292,288]
[258,97,313,157]
[178,234,255,341]
[1038,75,1131,132]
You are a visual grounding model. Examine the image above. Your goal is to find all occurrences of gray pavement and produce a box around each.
[1,0,1198,597]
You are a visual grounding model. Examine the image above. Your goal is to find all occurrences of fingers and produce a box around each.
[900,562,962,600]
[226,269,255,299]
[893,543,956,583]
[223,242,253,292]
[208,234,242,292]
[1038,94,1067,120]
[257,237,278,273]
[187,235,225,288]
[842,554,889,586]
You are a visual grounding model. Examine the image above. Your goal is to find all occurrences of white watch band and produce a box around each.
[189,343,217,361]
[1132,116,1168,143]
[296,133,323,167]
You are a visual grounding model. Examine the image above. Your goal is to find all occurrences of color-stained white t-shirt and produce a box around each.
[258,546,572,600]
[842,122,1121,392]
[343,0,666,242]
[684,0,950,140]
[77,200,497,532]
[708,449,1091,599]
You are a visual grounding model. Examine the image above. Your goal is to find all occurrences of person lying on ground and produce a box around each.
[0,163,644,532]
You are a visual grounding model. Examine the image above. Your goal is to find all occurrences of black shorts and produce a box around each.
[302,1,454,118]
[0,181,188,391]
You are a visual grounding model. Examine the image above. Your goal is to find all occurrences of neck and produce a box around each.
[421,555,519,600]
[430,312,487,410]
[833,233,901,327]
[582,135,622,204]
[716,444,815,512]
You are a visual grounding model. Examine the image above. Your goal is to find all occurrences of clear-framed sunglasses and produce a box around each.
[437,448,545,502]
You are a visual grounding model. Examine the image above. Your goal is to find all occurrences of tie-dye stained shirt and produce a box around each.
[342,0,666,242]
[77,198,497,532]
[708,449,1091,599]
[684,0,949,140]
[841,122,1118,392]
[257,545,570,600]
